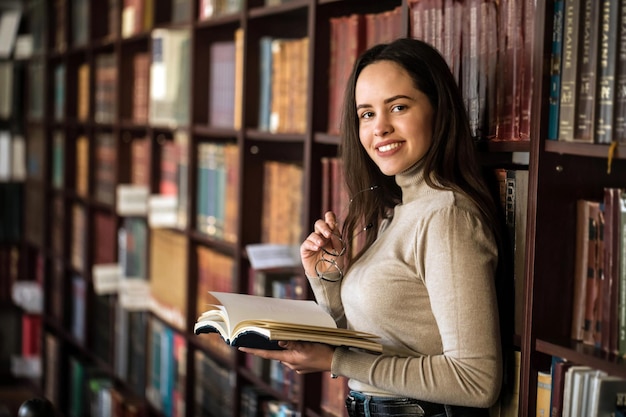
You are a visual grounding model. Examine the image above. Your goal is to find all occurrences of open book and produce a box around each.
[194,291,382,353]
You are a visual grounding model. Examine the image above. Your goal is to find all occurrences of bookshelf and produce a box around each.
[11,0,626,416]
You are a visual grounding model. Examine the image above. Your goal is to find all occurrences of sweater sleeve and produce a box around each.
[330,206,502,408]
[307,273,347,329]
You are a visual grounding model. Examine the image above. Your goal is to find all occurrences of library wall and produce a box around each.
[1,0,625,416]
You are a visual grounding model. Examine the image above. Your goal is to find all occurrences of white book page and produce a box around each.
[210,291,336,331]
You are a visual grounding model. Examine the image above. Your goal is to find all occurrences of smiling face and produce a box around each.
[355,60,435,176]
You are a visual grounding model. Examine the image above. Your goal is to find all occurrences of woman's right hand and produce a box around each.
[300,211,344,279]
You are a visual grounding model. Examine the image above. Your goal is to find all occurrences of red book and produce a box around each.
[550,360,573,417]
[602,188,622,354]
[159,140,178,196]
[21,314,42,357]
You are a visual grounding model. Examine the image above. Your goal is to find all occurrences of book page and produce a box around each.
[209,291,337,330]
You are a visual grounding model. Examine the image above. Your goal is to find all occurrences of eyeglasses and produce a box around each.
[314,224,372,282]
[314,233,346,282]
[313,184,379,282]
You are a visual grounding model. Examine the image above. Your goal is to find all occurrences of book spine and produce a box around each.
[573,0,600,142]
[582,203,600,346]
[614,0,626,143]
[559,0,582,141]
[617,191,626,356]
[548,0,565,140]
[258,36,273,132]
[594,0,619,144]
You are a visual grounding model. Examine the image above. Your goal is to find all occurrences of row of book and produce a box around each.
[40,0,534,142]
[261,161,303,246]
[197,347,302,417]
[196,142,239,243]
[45,337,147,417]
[44,306,183,416]
[242,270,307,398]
[537,357,626,417]
[571,188,626,356]
[146,317,187,417]
[240,384,300,417]
[408,0,534,141]
[258,35,309,134]
[53,0,299,55]
[327,6,403,136]
[549,0,626,144]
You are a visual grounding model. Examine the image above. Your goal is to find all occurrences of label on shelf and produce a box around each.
[92,263,121,295]
[11,281,42,313]
[10,355,41,379]
[116,184,149,216]
[246,243,301,270]
[118,278,151,311]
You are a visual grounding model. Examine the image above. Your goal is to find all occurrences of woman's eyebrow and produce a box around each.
[356,95,414,110]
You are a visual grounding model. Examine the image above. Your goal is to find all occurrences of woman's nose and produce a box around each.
[373,116,393,137]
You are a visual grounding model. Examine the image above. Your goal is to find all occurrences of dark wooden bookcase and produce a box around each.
[14,0,626,415]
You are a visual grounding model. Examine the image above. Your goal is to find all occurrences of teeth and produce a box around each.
[378,142,401,153]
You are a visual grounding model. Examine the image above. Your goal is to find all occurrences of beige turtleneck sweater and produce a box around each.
[307,163,502,408]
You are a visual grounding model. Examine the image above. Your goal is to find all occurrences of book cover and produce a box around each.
[149,229,188,330]
[258,35,274,132]
[76,135,89,196]
[594,0,620,144]
[94,132,116,205]
[0,62,12,119]
[54,63,65,121]
[77,63,90,121]
[44,334,60,404]
[233,27,243,131]
[582,202,601,346]
[550,358,573,417]
[573,0,600,142]
[94,53,117,124]
[572,199,599,341]
[510,170,528,335]
[558,0,583,141]
[327,13,366,136]
[562,366,593,416]
[587,374,626,416]
[52,131,65,189]
[71,0,89,46]
[536,371,552,417]
[617,190,626,357]
[132,52,150,124]
[194,291,382,352]
[149,28,191,127]
[209,39,236,129]
[70,204,87,272]
[602,188,622,354]
[548,0,565,140]
[613,0,626,143]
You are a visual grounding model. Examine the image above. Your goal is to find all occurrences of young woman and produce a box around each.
[240,38,506,416]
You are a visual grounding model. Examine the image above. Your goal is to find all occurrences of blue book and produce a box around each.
[548,0,564,140]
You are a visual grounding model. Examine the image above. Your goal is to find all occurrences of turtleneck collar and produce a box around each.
[394,159,431,204]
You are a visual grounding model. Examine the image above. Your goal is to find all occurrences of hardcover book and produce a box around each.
[194,291,382,352]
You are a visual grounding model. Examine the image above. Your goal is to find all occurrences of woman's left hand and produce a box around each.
[239,341,335,374]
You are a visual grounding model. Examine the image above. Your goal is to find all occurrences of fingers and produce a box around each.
[313,212,337,238]
[302,212,338,253]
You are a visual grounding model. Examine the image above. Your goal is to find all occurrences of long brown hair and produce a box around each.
[339,38,500,266]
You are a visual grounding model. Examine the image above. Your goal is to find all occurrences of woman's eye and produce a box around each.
[392,104,406,112]
[360,111,373,119]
